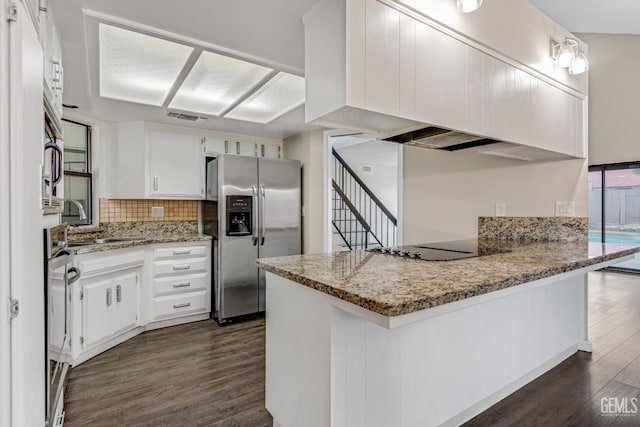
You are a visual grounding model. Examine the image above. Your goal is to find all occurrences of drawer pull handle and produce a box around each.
[172,264,191,271]
[173,302,191,309]
[173,250,191,255]
[116,284,122,302]
[173,282,191,288]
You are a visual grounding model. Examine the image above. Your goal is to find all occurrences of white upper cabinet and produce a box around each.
[148,130,204,199]
[110,123,283,199]
[39,6,63,121]
[304,0,587,159]
[110,123,204,200]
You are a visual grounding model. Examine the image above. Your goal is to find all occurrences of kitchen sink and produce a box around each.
[67,237,144,247]
[94,237,144,244]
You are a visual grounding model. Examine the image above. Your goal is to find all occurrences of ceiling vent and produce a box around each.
[166,112,205,122]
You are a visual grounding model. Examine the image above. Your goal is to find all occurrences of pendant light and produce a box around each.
[457,0,483,14]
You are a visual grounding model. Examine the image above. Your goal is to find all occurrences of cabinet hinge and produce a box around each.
[9,298,19,319]
[136,274,139,284]
[69,339,71,348]
[278,146,281,159]
[80,337,84,346]
[7,1,17,22]
[80,291,84,300]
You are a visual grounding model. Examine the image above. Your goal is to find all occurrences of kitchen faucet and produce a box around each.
[67,199,87,221]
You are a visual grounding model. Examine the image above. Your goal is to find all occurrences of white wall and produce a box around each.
[334,140,399,217]
[576,33,640,165]
[402,147,588,244]
[284,129,326,254]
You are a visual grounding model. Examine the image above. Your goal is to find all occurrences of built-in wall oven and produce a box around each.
[44,224,80,426]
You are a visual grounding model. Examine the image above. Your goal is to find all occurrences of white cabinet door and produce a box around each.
[261,143,282,159]
[364,0,400,116]
[82,278,113,349]
[415,21,446,126]
[113,272,139,335]
[41,11,63,120]
[237,140,258,156]
[204,136,228,155]
[148,130,204,198]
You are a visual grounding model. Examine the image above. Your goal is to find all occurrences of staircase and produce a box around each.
[332,148,397,250]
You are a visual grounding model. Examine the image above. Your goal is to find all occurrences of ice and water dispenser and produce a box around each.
[226,195,252,236]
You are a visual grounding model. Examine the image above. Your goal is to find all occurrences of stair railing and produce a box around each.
[332,181,372,250]
[332,148,397,249]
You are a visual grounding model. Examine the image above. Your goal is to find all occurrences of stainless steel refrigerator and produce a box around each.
[204,154,301,324]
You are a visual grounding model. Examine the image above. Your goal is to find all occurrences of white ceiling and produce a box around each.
[529,0,640,35]
[52,0,319,140]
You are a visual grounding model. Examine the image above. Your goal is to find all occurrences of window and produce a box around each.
[589,162,640,271]
[62,119,92,226]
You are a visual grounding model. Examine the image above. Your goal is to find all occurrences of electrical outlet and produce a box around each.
[495,202,507,217]
[151,206,164,217]
[555,201,575,217]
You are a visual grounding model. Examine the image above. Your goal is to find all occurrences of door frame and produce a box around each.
[322,130,404,252]
[0,2,11,425]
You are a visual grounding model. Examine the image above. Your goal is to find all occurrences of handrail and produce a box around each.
[332,181,370,232]
[332,148,397,226]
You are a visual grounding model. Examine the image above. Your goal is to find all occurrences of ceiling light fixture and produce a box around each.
[550,38,589,75]
[224,72,305,124]
[169,51,274,116]
[457,0,483,14]
[99,24,194,106]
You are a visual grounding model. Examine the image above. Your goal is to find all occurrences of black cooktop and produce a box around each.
[369,239,510,261]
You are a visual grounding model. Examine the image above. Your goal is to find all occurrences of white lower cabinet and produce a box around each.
[151,243,211,321]
[82,270,139,349]
[67,241,211,366]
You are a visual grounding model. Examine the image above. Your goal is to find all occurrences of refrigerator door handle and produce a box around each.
[252,185,258,246]
[260,185,266,245]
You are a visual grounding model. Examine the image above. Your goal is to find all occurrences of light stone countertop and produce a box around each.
[71,233,212,255]
[257,240,640,317]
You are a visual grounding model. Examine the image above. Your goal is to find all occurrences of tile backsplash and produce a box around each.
[99,198,198,222]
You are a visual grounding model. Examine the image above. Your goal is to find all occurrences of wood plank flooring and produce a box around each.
[64,318,272,426]
[65,271,640,426]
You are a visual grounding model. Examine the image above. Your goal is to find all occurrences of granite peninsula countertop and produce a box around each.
[70,233,211,255]
[256,240,640,317]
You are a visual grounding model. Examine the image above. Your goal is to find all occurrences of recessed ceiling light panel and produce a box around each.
[224,72,305,124]
[99,23,193,106]
[169,51,274,116]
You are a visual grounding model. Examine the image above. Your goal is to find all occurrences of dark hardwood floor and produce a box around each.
[64,318,272,426]
[65,271,640,426]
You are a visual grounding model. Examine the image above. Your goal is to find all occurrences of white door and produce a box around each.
[82,278,114,349]
[148,129,204,198]
[8,3,45,426]
[112,271,139,335]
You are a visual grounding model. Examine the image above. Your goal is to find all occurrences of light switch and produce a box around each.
[151,206,164,217]
[495,202,507,217]
[555,201,575,217]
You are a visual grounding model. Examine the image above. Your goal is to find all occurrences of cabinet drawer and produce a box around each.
[154,273,208,296]
[154,245,208,260]
[153,291,208,320]
[153,258,207,277]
